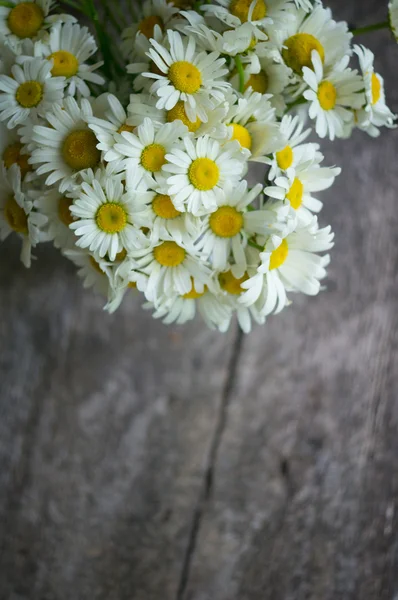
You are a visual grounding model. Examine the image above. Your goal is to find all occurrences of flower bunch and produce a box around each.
[0,0,396,332]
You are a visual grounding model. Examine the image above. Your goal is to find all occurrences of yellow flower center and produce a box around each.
[219,270,248,295]
[58,196,75,226]
[153,240,186,267]
[48,50,79,78]
[168,61,202,94]
[167,100,202,132]
[188,157,220,191]
[209,205,243,238]
[117,123,136,134]
[128,281,137,288]
[183,279,207,299]
[141,143,167,172]
[4,196,28,234]
[282,33,325,74]
[229,123,252,150]
[114,248,127,261]
[2,142,32,178]
[7,2,44,39]
[276,145,293,170]
[371,72,381,105]
[230,0,266,22]
[138,15,163,38]
[286,177,303,210]
[89,255,105,274]
[16,80,43,108]
[269,238,288,270]
[96,202,127,233]
[244,70,268,93]
[62,130,101,171]
[317,80,337,110]
[152,194,181,219]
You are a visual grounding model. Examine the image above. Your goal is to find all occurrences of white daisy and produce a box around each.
[239,218,334,316]
[35,187,77,249]
[128,238,211,303]
[112,117,188,186]
[68,167,148,261]
[38,21,104,97]
[390,0,398,41]
[0,163,47,267]
[202,0,288,30]
[303,50,365,140]
[265,153,341,224]
[63,248,113,297]
[268,5,352,77]
[0,122,35,181]
[143,30,230,122]
[126,26,166,92]
[163,134,245,216]
[267,114,317,179]
[353,45,396,138]
[196,180,274,275]
[217,267,266,333]
[0,57,65,128]
[29,96,102,192]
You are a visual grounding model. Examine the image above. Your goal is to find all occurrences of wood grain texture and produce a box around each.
[1,1,398,599]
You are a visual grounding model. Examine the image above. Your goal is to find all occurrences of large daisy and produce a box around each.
[143,30,230,122]
[112,117,188,186]
[0,57,65,128]
[303,51,365,140]
[68,167,148,260]
[38,21,104,97]
[29,96,102,192]
[163,134,245,216]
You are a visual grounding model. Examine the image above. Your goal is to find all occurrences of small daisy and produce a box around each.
[354,45,396,138]
[30,96,102,192]
[196,180,273,275]
[129,238,211,303]
[143,30,230,122]
[0,163,47,267]
[68,167,148,261]
[217,267,266,333]
[38,21,104,97]
[268,5,352,76]
[0,0,75,50]
[126,27,166,92]
[267,114,317,179]
[265,154,341,224]
[163,134,245,216]
[122,0,179,58]
[0,57,65,128]
[389,0,398,42]
[225,90,285,161]
[112,117,188,186]
[0,123,34,181]
[303,51,365,140]
[239,218,334,316]
[202,0,288,29]
[35,187,77,249]
[149,279,232,330]
[63,248,113,297]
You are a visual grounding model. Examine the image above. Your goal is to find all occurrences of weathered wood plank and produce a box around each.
[0,240,238,600]
[181,2,398,597]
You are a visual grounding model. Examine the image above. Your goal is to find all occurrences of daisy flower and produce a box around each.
[265,153,341,224]
[353,45,396,138]
[217,267,266,333]
[143,30,230,122]
[303,51,365,140]
[112,117,188,186]
[267,114,317,179]
[35,187,77,249]
[225,90,285,161]
[196,180,274,274]
[0,122,34,181]
[30,96,102,192]
[268,5,352,76]
[0,57,65,129]
[126,26,166,92]
[129,238,210,303]
[202,0,288,29]
[0,163,47,267]
[389,0,398,42]
[239,218,334,316]
[163,134,245,216]
[68,167,148,261]
[63,248,113,297]
[38,21,104,97]
[0,0,75,50]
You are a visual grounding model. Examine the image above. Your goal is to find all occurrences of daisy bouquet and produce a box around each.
[0,0,396,332]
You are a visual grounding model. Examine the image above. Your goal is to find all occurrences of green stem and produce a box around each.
[234,55,245,94]
[352,21,389,35]
[248,240,263,252]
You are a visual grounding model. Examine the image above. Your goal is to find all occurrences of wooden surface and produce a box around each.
[1,1,398,598]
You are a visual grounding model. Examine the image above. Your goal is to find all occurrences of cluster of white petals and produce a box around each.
[0,0,396,332]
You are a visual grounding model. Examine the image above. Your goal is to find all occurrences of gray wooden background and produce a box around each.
[1,1,398,598]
